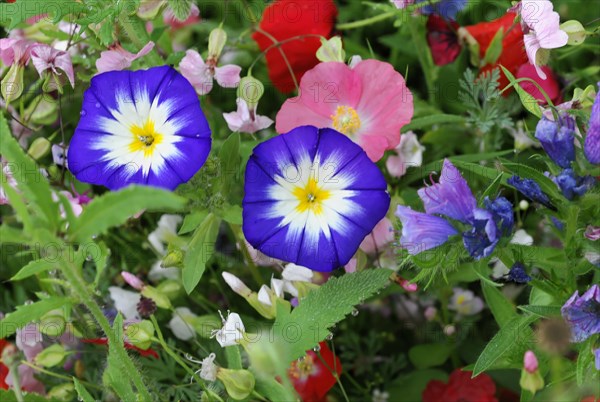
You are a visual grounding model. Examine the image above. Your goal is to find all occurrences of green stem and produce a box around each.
[408,17,438,106]
[228,223,264,286]
[9,361,24,402]
[59,255,152,400]
[337,10,397,30]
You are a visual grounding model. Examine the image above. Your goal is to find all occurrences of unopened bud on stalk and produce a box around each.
[208,26,228,60]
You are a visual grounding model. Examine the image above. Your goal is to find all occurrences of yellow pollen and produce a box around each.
[289,355,315,380]
[456,295,466,305]
[129,119,163,158]
[331,105,361,135]
[292,177,330,215]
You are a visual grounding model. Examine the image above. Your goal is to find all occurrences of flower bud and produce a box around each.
[222,272,252,298]
[217,368,255,400]
[27,137,52,160]
[208,27,228,59]
[35,344,69,367]
[121,271,144,290]
[424,306,437,321]
[316,36,345,63]
[125,320,155,350]
[524,350,538,373]
[560,20,586,46]
[1,64,24,105]
[519,200,529,211]
[156,279,183,300]
[237,76,264,109]
[161,248,184,268]
[39,311,66,337]
[24,95,58,125]
[141,285,172,309]
[47,383,75,400]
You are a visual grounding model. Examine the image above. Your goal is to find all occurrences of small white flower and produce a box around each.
[385,131,425,178]
[510,121,539,151]
[372,388,389,402]
[257,285,272,306]
[168,307,198,341]
[222,272,252,298]
[108,287,141,321]
[448,288,484,316]
[212,312,245,347]
[148,214,182,255]
[199,353,218,382]
[281,264,313,282]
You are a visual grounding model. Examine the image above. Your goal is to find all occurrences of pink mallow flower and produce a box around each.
[223,98,273,134]
[179,49,241,95]
[360,217,394,254]
[30,44,75,89]
[95,42,155,74]
[520,0,568,80]
[275,60,414,161]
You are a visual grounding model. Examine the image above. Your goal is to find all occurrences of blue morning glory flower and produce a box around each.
[507,176,552,208]
[68,66,211,190]
[553,169,596,200]
[462,208,499,260]
[484,196,514,235]
[585,83,600,165]
[561,284,600,343]
[417,0,466,20]
[395,206,458,255]
[534,115,576,169]
[506,262,532,284]
[417,159,477,224]
[242,126,390,272]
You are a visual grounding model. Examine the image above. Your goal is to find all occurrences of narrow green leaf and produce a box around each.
[0,224,29,244]
[472,314,536,376]
[0,297,72,338]
[482,282,516,326]
[517,305,562,318]
[219,132,241,196]
[576,339,593,385]
[182,213,221,293]
[226,345,243,370]
[10,259,56,281]
[68,186,186,242]
[402,114,465,132]
[481,173,505,199]
[105,314,137,401]
[483,28,504,65]
[92,241,110,287]
[73,378,95,402]
[273,269,392,363]
[500,65,542,118]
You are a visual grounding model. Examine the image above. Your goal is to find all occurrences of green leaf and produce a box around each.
[0,297,72,338]
[482,282,516,326]
[219,132,241,196]
[576,339,593,386]
[500,65,542,118]
[483,28,504,65]
[472,314,536,376]
[179,210,208,235]
[167,0,192,21]
[450,159,512,184]
[402,114,465,132]
[387,369,448,402]
[105,314,136,401]
[0,113,58,231]
[92,241,110,287]
[10,259,56,281]
[517,305,561,318]
[182,213,221,293]
[226,345,243,370]
[253,372,297,402]
[272,269,392,364]
[0,0,85,29]
[408,344,453,369]
[0,224,29,244]
[220,204,243,225]
[72,378,95,402]
[68,186,186,242]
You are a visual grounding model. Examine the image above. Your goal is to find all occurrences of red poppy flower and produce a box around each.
[0,339,9,390]
[422,369,498,402]
[82,338,159,359]
[461,12,528,89]
[289,342,342,402]
[252,0,337,93]
[516,63,561,105]
[426,15,461,66]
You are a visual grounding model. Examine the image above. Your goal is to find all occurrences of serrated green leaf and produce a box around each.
[0,297,72,338]
[272,269,392,364]
[576,338,594,385]
[10,259,56,281]
[105,314,136,401]
[0,0,85,29]
[517,305,561,318]
[182,213,221,293]
[472,314,536,376]
[482,282,516,326]
[67,186,186,242]
[408,344,452,369]
[500,65,542,118]
[73,378,95,402]
[167,0,192,21]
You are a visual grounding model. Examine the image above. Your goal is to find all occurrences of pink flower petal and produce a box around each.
[360,217,394,254]
[179,49,213,95]
[223,99,273,134]
[96,42,155,74]
[214,64,242,88]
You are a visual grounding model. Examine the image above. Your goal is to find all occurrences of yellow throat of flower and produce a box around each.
[331,105,361,136]
[293,177,331,216]
[129,119,163,158]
